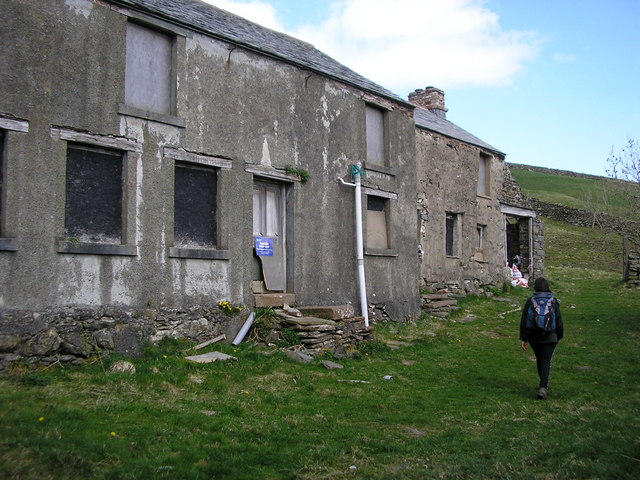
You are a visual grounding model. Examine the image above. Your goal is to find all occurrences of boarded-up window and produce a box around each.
[477,154,491,196]
[366,105,385,165]
[367,195,388,249]
[65,144,123,243]
[445,213,459,257]
[0,130,5,236]
[174,162,217,248]
[125,22,173,115]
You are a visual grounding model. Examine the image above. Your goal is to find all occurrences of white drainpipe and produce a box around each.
[337,164,369,327]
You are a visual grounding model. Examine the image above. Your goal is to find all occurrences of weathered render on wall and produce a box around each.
[411,88,508,291]
[0,0,420,366]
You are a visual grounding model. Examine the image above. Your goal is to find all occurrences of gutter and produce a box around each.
[337,164,369,327]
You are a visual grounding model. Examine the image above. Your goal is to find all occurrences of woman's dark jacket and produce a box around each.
[520,293,564,344]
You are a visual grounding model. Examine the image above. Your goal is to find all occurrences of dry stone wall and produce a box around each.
[528,198,640,238]
[0,305,244,372]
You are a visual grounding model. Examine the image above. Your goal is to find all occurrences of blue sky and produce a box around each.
[205,0,640,177]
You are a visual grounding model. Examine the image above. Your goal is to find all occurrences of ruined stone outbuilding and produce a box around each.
[411,88,544,291]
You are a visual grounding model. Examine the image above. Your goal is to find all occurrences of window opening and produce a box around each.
[476,224,485,250]
[367,195,389,249]
[477,153,491,196]
[475,224,486,261]
[445,213,459,257]
[365,105,385,165]
[0,130,5,237]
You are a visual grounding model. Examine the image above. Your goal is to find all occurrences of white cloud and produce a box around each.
[200,0,541,95]
[291,0,541,94]
[201,0,283,31]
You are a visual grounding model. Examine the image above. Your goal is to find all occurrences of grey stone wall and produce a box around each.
[416,129,507,290]
[500,164,535,209]
[507,163,607,182]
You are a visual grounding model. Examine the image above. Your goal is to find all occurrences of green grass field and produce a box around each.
[510,168,633,219]
[1,217,639,479]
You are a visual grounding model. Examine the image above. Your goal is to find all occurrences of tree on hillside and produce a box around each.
[606,137,640,184]
[606,137,640,282]
[606,138,640,226]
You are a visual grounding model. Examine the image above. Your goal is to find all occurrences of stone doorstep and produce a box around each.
[253,293,296,308]
[251,281,268,294]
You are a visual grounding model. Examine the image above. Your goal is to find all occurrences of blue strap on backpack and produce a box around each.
[526,292,557,333]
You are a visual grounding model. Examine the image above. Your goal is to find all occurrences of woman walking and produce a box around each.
[520,277,564,399]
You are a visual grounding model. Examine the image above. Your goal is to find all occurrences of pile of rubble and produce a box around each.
[421,293,460,317]
[263,305,372,354]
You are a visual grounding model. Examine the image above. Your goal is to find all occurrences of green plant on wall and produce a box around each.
[284,165,310,183]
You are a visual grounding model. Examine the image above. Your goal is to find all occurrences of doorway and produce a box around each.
[252,179,287,292]
[505,215,532,274]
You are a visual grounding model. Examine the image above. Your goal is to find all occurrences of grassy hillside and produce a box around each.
[544,218,622,273]
[510,167,632,219]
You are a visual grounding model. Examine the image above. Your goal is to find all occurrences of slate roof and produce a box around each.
[113,0,408,105]
[414,107,504,156]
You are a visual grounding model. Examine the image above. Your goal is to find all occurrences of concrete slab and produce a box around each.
[297,305,355,320]
[185,352,237,363]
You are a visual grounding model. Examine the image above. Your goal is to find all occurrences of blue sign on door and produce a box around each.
[254,236,274,256]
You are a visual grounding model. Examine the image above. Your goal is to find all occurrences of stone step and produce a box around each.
[254,293,295,308]
[297,305,355,320]
[421,294,451,301]
[278,314,338,327]
[423,299,458,309]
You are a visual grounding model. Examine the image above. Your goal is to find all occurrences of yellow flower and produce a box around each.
[38,417,44,422]
[110,432,117,437]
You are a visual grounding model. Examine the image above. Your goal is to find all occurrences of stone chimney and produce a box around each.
[408,87,448,119]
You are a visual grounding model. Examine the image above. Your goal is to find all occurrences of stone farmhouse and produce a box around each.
[0,0,541,366]
[410,87,543,292]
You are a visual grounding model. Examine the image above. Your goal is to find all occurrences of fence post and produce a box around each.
[622,236,629,282]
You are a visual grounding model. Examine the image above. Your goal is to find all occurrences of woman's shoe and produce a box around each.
[537,387,548,400]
